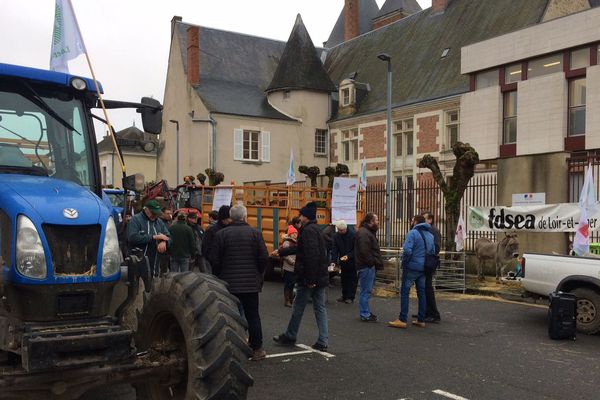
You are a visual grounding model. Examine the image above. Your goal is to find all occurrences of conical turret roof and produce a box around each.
[266,15,336,93]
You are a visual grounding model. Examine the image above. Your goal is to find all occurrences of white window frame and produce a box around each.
[342,128,359,162]
[393,118,414,158]
[233,129,270,162]
[445,110,460,149]
[315,129,327,155]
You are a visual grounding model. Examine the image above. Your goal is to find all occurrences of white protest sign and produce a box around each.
[331,177,359,225]
[212,187,233,211]
[468,203,600,232]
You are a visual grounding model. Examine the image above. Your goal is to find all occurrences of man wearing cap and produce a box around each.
[168,213,197,272]
[273,202,330,352]
[203,205,231,271]
[331,220,357,304]
[127,199,171,277]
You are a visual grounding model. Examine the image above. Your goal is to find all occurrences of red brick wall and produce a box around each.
[186,26,200,85]
[344,0,359,41]
[330,131,338,163]
[366,161,386,171]
[372,13,404,30]
[367,176,385,185]
[360,125,386,159]
[416,115,439,154]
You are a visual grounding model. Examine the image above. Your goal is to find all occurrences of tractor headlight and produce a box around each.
[15,215,47,279]
[101,218,122,277]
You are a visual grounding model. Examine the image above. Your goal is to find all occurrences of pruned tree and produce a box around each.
[298,165,320,187]
[205,168,225,186]
[325,163,350,188]
[418,142,479,251]
[196,172,206,185]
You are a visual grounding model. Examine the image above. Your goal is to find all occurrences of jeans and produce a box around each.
[169,257,190,272]
[399,269,427,322]
[340,263,358,300]
[283,270,296,292]
[357,267,376,318]
[235,292,263,351]
[425,270,440,319]
[285,285,328,346]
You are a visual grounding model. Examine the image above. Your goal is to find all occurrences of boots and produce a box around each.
[284,289,294,307]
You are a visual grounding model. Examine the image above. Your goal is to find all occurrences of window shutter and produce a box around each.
[234,129,243,160]
[261,131,270,162]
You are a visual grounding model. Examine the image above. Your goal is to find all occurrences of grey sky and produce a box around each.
[2,0,431,139]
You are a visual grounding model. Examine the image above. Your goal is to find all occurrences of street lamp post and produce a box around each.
[378,53,392,248]
[169,119,179,184]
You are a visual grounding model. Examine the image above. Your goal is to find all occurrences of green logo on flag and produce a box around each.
[53,4,63,46]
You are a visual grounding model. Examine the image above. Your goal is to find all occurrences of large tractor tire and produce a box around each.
[135,272,254,399]
[572,287,600,335]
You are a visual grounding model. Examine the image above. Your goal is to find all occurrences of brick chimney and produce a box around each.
[432,0,450,13]
[186,26,200,86]
[344,0,360,41]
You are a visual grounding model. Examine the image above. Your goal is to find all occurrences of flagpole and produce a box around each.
[67,0,126,178]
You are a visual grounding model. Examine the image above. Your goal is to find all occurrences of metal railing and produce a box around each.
[377,248,465,294]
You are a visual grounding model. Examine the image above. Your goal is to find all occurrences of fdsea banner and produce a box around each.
[468,203,600,232]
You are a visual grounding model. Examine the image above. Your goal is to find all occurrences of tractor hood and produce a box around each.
[0,174,104,224]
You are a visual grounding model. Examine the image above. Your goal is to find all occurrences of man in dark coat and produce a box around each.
[420,211,441,323]
[355,213,383,322]
[331,220,357,303]
[273,202,329,352]
[202,205,231,272]
[210,204,269,361]
[168,213,196,272]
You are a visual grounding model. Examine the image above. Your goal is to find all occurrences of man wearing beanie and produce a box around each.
[203,205,231,271]
[331,220,358,303]
[273,202,330,352]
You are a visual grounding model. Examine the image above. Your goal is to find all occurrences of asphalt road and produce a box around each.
[81,280,600,400]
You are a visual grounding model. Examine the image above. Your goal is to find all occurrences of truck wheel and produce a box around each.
[135,272,254,399]
[572,288,600,335]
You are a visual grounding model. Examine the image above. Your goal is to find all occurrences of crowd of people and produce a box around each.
[122,198,443,361]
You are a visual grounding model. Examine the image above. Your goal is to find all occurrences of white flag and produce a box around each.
[50,0,87,73]
[359,158,367,190]
[455,213,466,252]
[286,149,296,186]
[574,163,597,256]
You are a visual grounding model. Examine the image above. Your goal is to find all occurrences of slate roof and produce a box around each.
[325,0,551,121]
[267,15,336,93]
[97,126,157,154]
[376,0,422,19]
[176,22,292,120]
[325,0,380,48]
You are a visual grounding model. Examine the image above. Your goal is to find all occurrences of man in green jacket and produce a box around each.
[126,200,171,277]
[169,213,197,272]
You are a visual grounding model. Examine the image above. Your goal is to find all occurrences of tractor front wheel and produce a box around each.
[135,272,253,399]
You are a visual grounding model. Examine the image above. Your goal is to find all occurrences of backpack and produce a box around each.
[417,229,440,273]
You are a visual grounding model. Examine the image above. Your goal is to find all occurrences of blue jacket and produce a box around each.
[402,223,435,272]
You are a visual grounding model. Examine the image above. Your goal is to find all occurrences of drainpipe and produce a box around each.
[191,112,217,170]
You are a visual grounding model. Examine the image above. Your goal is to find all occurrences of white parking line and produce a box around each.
[432,389,470,400]
[263,343,336,359]
[265,349,313,359]
[295,343,336,358]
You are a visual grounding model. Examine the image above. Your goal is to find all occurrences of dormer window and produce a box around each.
[342,88,351,105]
[339,79,356,107]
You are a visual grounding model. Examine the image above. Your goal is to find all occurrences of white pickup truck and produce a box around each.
[522,252,600,334]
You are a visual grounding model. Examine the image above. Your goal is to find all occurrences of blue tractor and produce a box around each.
[0,64,252,399]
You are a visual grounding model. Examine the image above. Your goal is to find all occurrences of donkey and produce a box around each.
[474,233,520,281]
